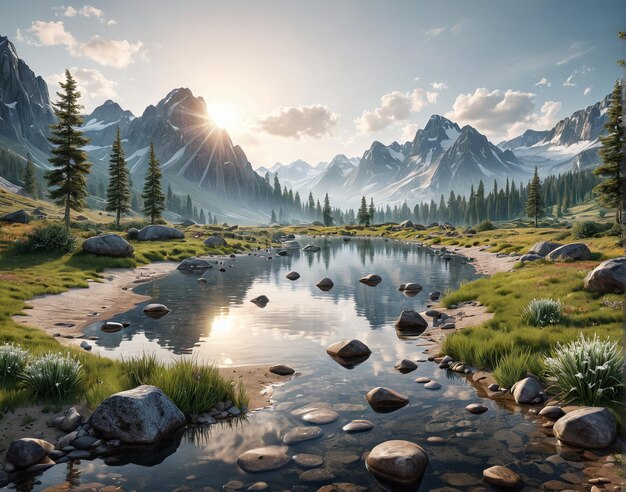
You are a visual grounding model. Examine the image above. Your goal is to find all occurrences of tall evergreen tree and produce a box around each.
[106,127,131,225]
[45,69,91,227]
[22,153,37,198]
[357,196,370,225]
[142,143,165,223]
[322,193,333,226]
[593,80,624,224]
[525,166,545,227]
[270,209,277,223]
[369,198,376,225]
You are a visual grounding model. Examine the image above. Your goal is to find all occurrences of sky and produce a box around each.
[1,0,624,168]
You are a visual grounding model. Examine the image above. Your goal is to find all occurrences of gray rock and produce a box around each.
[428,291,441,301]
[283,240,301,249]
[553,407,617,449]
[6,438,54,468]
[127,227,139,240]
[465,403,488,414]
[394,359,417,373]
[177,257,211,272]
[316,278,334,290]
[366,440,428,486]
[137,225,184,241]
[71,436,99,450]
[250,295,270,307]
[82,234,134,257]
[101,321,124,333]
[547,243,592,262]
[282,426,323,445]
[142,303,171,318]
[286,271,300,280]
[237,447,291,472]
[512,377,543,404]
[520,253,543,263]
[67,450,91,460]
[584,257,626,294]
[59,407,83,433]
[342,420,374,433]
[89,385,186,444]
[395,310,428,329]
[303,244,321,252]
[366,387,409,413]
[529,241,562,257]
[301,409,339,425]
[79,340,92,351]
[0,209,29,223]
[326,339,371,359]
[293,453,324,468]
[399,219,414,228]
[269,364,295,376]
[204,236,227,247]
[402,283,422,293]
[425,309,441,318]
[359,274,382,286]
[539,406,566,420]
[423,381,442,390]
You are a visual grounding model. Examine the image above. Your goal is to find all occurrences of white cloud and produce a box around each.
[556,42,596,65]
[107,19,117,26]
[401,123,420,142]
[563,74,576,87]
[583,86,592,96]
[355,88,438,133]
[430,81,448,90]
[413,76,420,82]
[61,4,104,18]
[563,65,593,88]
[446,87,561,140]
[423,26,446,38]
[62,6,78,17]
[27,20,76,47]
[257,105,338,139]
[78,36,143,68]
[46,67,118,111]
[535,77,551,88]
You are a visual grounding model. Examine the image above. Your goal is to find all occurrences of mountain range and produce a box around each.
[0,33,611,218]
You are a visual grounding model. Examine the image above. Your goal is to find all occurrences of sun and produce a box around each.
[206,100,238,130]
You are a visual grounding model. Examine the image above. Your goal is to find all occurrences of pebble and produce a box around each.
[423,381,442,390]
[414,377,431,383]
[293,453,324,469]
[465,403,488,415]
[301,409,339,425]
[483,466,521,488]
[342,420,374,433]
[300,468,336,483]
[282,426,323,445]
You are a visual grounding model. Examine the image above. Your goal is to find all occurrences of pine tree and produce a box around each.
[45,69,91,227]
[105,127,131,225]
[369,198,375,225]
[22,154,37,198]
[593,80,624,224]
[185,194,193,218]
[270,209,277,223]
[526,166,545,227]
[322,193,333,226]
[142,143,165,223]
[357,196,370,225]
[199,209,206,224]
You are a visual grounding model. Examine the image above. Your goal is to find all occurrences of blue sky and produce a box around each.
[1,0,624,167]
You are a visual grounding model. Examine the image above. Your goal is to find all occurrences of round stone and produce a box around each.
[366,387,409,413]
[539,405,566,420]
[237,447,291,473]
[301,409,339,425]
[300,468,336,483]
[269,364,295,376]
[394,359,418,373]
[366,440,429,486]
[483,466,521,488]
[282,426,323,445]
[342,419,374,433]
[423,381,442,390]
[286,271,300,280]
[293,453,324,469]
[414,377,431,384]
[427,436,447,444]
[466,403,488,415]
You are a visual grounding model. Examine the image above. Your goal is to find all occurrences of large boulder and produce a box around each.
[584,257,626,294]
[528,241,561,257]
[520,253,542,263]
[82,234,134,257]
[0,209,29,223]
[204,236,227,247]
[395,310,428,329]
[359,274,382,286]
[553,407,617,449]
[177,257,211,272]
[547,243,592,262]
[6,438,54,468]
[366,440,428,486]
[399,220,414,228]
[89,385,186,444]
[137,225,184,241]
[326,339,371,359]
[511,377,543,404]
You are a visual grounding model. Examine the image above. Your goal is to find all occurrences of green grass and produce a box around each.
[493,350,544,388]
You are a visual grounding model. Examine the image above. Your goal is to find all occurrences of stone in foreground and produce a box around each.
[584,257,626,294]
[553,407,617,449]
[89,385,186,444]
[366,387,409,413]
[511,377,543,404]
[326,339,371,368]
[83,234,134,257]
[269,364,295,376]
[6,438,54,468]
[366,440,428,486]
[547,243,592,262]
[483,465,521,488]
[538,405,565,420]
[137,225,184,241]
[237,447,291,473]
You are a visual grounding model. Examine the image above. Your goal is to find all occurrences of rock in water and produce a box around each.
[143,303,171,319]
[301,409,339,425]
[282,426,323,445]
[395,310,428,329]
[204,236,227,247]
[359,274,382,286]
[0,209,29,223]
[237,447,291,473]
[366,440,428,486]
[511,377,543,404]
[89,385,186,444]
[302,244,321,252]
[326,339,371,358]
[177,257,211,272]
[250,295,270,307]
[342,420,374,433]
[316,278,334,291]
[403,283,422,293]
[366,387,409,413]
[269,364,294,376]
[394,359,418,373]
[465,403,488,414]
[547,243,592,262]
[59,406,83,432]
[82,234,134,257]
[136,225,184,241]
[286,271,300,280]
[101,321,124,333]
[6,438,54,468]
[553,407,617,449]
[482,466,521,488]
[584,257,626,294]
[538,406,565,420]
[528,241,562,257]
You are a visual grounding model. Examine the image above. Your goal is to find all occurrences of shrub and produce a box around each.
[0,343,29,382]
[476,220,495,232]
[544,334,623,406]
[572,220,610,239]
[19,353,84,399]
[15,224,76,254]
[521,298,564,326]
[493,350,542,388]
[605,222,623,237]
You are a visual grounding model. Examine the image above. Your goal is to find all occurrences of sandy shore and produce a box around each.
[440,244,519,275]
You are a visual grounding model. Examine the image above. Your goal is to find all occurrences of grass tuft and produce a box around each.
[521,298,564,326]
